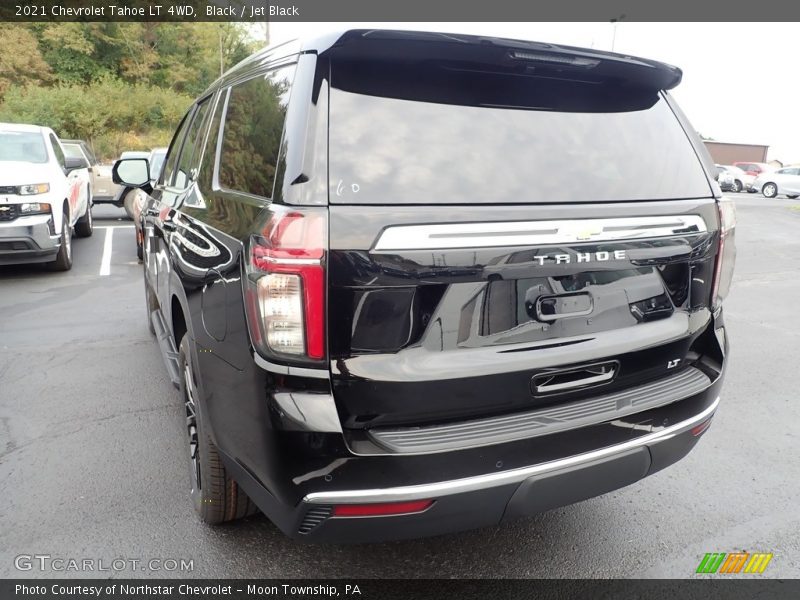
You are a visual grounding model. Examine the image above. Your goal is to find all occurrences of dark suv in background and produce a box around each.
[114,29,735,542]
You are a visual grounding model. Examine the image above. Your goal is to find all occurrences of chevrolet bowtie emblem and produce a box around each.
[573,227,603,241]
[0,206,11,211]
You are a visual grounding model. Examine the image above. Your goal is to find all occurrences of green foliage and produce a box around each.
[0,25,52,96]
[0,77,192,158]
[0,23,257,159]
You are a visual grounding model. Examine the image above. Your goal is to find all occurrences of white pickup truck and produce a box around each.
[0,123,94,271]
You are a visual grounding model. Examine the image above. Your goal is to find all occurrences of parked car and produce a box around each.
[716,165,747,193]
[108,151,151,217]
[752,166,800,199]
[61,139,116,203]
[0,123,93,270]
[733,161,772,192]
[715,165,735,192]
[114,30,735,542]
[131,147,168,259]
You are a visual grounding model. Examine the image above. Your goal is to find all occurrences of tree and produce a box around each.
[0,23,257,158]
[0,25,52,97]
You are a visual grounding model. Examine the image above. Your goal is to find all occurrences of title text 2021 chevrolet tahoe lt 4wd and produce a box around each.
[0,123,94,270]
[114,30,735,542]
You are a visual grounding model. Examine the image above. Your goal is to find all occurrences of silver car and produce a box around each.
[716,165,748,193]
[752,167,800,199]
[62,140,116,202]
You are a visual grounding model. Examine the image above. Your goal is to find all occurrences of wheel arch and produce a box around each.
[171,294,188,347]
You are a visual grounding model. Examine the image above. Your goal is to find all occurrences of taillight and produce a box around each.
[244,207,327,362]
[711,198,736,310]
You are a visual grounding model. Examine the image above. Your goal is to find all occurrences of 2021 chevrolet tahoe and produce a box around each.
[114,30,735,542]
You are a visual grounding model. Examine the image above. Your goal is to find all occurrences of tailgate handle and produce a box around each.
[532,362,617,394]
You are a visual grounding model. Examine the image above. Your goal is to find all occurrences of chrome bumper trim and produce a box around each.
[303,396,720,505]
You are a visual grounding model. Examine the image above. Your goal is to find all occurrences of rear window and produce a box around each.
[62,144,85,160]
[0,131,48,163]
[329,60,712,204]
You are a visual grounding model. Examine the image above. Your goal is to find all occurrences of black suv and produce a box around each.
[114,30,735,542]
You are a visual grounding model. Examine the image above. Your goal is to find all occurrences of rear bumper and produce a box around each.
[294,396,717,542]
[211,313,728,543]
[0,215,60,264]
[221,379,721,543]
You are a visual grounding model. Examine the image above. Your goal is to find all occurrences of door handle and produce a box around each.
[532,361,618,395]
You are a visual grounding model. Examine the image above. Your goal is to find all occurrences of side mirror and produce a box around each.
[113,158,151,188]
[64,156,88,172]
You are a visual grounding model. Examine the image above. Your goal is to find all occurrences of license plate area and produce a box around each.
[535,291,593,322]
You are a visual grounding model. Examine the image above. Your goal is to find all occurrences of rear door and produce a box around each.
[324,41,720,430]
[780,168,800,195]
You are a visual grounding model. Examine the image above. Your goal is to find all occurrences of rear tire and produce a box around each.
[179,335,258,524]
[47,211,73,271]
[787,195,798,199]
[74,194,93,238]
[762,182,778,198]
[733,180,743,193]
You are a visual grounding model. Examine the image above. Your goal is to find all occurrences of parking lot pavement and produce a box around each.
[1,196,798,579]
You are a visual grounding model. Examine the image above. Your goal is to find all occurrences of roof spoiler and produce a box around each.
[324,29,683,91]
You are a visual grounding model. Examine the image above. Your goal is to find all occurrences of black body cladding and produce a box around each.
[133,29,730,542]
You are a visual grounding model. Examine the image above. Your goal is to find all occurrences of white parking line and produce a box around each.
[95,225,135,276]
[99,228,114,276]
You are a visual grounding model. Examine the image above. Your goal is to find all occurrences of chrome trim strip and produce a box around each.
[303,396,720,504]
[253,353,330,379]
[260,256,321,266]
[372,215,708,252]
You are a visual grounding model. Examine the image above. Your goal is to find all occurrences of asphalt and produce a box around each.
[1,196,798,579]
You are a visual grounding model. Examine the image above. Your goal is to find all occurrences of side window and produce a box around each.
[160,110,193,188]
[174,95,214,191]
[49,134,65,168]
[217,64,296,199]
